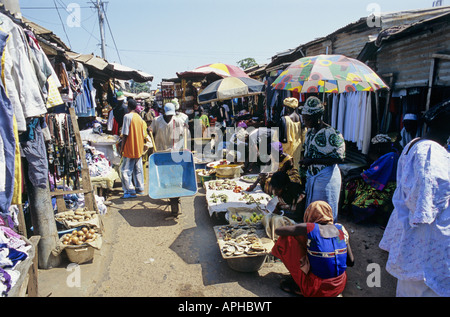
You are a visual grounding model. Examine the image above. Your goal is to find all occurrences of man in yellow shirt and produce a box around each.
[119,99,147,199]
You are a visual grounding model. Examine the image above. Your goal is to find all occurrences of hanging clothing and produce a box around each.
[20,118,49,189]
[281,116,306,171]
[0,29,15,214]
[0,14,47,132]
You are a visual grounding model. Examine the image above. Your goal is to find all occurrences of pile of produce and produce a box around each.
[55,209,97,223]
[231,211,264,224]
[61,227,99,246]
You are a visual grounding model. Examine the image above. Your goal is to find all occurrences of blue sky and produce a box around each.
[19,0,444,86]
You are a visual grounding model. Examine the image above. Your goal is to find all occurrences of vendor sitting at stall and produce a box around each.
[266,170,305,222]
[271,200,354,297]
[246,142,302,196]
[343,134,399,225]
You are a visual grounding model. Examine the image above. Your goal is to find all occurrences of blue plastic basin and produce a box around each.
[148,150,198,199]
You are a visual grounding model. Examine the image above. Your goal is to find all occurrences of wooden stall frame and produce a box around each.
[50,108,98,212]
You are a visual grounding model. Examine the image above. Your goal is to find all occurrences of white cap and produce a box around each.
[164,103,176,116]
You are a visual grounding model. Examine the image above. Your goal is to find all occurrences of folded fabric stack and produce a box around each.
[84,144,113,178]
[0,207,31,297]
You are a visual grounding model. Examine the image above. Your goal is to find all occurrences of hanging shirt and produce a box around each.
[0,14,47,132]
[379,139,450,296]
[121,113,147,159]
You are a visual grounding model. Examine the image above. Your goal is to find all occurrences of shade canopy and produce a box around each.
[65,52,153,83]
[198,77,264,104]
[272,54,389,93]
[177,63,249,80]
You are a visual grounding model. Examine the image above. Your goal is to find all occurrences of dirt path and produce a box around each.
[37,187,396,298]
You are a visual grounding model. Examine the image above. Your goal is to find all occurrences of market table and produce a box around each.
[213,223,274,272]
[204,178,272,217]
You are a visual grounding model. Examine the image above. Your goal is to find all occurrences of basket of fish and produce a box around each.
[214,224,273,272]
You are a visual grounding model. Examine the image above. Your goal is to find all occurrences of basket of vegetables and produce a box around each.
[60,227,101,264]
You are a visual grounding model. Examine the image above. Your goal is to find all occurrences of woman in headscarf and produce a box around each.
[379,100,450,297]
[279,98,307,171]
[300,97,346,222]
[271,201,354,297]
[343,134,399,225]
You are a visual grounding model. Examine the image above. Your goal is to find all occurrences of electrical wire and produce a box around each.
[101,3,123,64]
[53,0,72,48]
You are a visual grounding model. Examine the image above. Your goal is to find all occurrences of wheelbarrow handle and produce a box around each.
[149,130,157,152]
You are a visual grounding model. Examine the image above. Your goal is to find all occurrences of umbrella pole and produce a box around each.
[232,99,236,128]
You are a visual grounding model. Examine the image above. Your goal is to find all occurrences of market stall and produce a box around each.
[205,178,272,217]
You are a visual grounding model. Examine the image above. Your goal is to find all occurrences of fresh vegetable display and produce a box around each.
[61,227,99,246]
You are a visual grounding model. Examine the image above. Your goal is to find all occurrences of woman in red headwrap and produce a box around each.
[272,200,355,297]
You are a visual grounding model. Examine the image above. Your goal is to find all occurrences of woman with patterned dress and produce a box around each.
[271,201,354,297]
[379,101,450,297]
[299,97,346,222]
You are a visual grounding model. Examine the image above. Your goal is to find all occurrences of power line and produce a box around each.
[53,0,72,48]
[101,4,122,64]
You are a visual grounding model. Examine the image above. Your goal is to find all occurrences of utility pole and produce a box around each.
[92,0,107,59]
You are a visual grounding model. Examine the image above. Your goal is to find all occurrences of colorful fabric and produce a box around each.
[272,54,388,93]
[379,140,450,297]
[179,63,249,79]
[361,152,399,191]
[271,201,349,297]
[306,223,348,279]
[345,178,396,210]
[303,126,345,176]
[301,97,325,116]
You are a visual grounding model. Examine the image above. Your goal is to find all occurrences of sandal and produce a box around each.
[280,277,302,296]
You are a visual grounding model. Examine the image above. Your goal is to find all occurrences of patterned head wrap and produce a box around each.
[371,134,391,145]
[303,201,334,225]
[301,97,325,116]
[283,97,299,109]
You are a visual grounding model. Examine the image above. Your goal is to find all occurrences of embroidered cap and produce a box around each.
[301,97,325,116]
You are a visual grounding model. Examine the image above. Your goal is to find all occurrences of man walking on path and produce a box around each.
[119,99,148,199]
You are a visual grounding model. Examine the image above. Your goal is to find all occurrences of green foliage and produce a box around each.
[237,58,258,70]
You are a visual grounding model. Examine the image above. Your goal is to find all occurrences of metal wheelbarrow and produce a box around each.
[148,150,198,216]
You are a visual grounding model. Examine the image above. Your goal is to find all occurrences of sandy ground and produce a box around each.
[37,182,397,299]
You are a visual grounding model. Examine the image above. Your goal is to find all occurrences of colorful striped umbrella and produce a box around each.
[177,63,249,79]
[272,54,389,93]
[198,77,264,104]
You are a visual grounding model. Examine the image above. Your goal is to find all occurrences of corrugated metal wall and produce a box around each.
[376,20,450,89]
